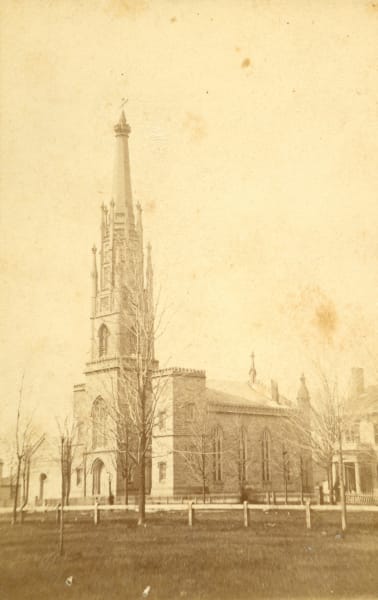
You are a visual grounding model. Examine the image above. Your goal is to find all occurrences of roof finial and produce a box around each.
[249,352,256,385]
[297,373,310,403]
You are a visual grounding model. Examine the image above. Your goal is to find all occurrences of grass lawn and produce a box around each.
[0,509,377,600]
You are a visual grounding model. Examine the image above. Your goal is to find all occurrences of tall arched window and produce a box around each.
[213,426,223,482]
[98,324,109,357]
[92,397,107,449]
[239,427,248,482]
[261,429,271,483]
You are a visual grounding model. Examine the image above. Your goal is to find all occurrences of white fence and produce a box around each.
[1,500,377,530]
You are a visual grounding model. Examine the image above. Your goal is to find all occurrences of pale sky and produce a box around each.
[0,0,377,437]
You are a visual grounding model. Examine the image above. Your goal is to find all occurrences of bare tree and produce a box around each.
[102,249,168,525]
[56,417,77,555]
[11,373,38,525]
[289,369,348,528]
[175,401,225,503]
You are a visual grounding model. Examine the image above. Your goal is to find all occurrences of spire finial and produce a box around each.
[114,109,131,137]
[249,352,256,385]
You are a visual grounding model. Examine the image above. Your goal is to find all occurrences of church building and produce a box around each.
[28,112,313,505]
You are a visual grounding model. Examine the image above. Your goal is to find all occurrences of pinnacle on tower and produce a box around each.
[249,352,257,385]
[297,373,310,403]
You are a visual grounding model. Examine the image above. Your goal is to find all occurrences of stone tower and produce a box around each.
[73,112,157,499]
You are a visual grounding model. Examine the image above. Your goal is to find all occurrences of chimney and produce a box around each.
[349,368,364,399]
[271,380,279,404]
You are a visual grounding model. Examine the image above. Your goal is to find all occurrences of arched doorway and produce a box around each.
[39,473,47,504]
[92,459,105,496]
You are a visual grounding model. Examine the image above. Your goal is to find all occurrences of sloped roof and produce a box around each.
[206,379,292,410]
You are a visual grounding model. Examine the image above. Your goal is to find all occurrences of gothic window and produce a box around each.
[92,397,107,449]
[158,462,167,483]
[261,429,271,483]
[185,403,195,422]
[76,467,83,486]
[213,426,223,482]
[239,427,248,482]
[158,410,167,431]
[98,324,109,357]
[282,446,291,482]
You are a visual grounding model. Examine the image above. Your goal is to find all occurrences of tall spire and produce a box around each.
[112,110,135,232]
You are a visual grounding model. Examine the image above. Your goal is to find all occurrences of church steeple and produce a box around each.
[87,112,157,365]
[112,110,135,232]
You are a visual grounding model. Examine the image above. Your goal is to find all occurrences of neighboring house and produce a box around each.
[26,111,313,504]
[333,368,378,495]
[0,460,18,507]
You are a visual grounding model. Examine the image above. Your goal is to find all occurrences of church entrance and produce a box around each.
[92,459,105,496]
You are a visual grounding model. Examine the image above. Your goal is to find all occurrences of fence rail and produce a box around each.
[1,502,378,515]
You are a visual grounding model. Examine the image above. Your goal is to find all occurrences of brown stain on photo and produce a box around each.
[313,300,338,342]
[105,0,149,18]
[241,57,251,69]
[183,112,207,142]
[145,199,156,214]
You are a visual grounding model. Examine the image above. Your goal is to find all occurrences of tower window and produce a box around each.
[92,397,107,449]
[103,265,111,289]
[98,324,109,357]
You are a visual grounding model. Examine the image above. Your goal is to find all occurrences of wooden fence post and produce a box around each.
[243,501,249,527]
[94,501,99,526]
[305,500,311,529]
[188,501,194,527]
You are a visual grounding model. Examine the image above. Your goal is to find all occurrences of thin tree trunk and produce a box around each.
[338,432,347,531]
[59,437,65,556]
[12,457,22,525]
[299,456,304,505]
[20,458,30,524]
[124,475,129,505]
[328,463,334,505]
[137,451,146,525]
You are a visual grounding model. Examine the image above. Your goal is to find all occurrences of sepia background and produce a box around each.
[0,0,377,439]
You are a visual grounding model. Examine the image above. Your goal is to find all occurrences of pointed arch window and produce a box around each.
[98,324,109,357]
[239,427,248,482]
[213,426,223,482]
[261,429,271,483]
[92,397,107,449]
